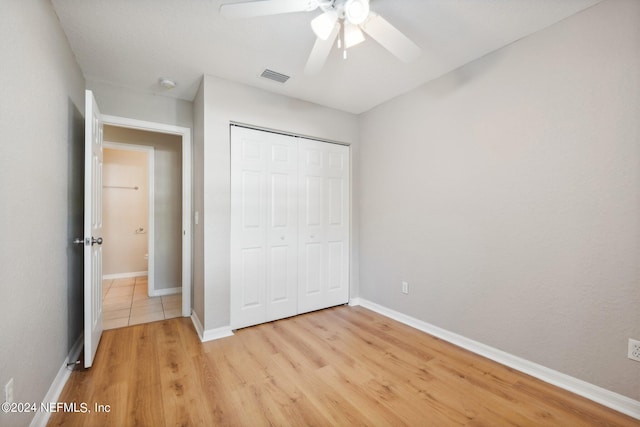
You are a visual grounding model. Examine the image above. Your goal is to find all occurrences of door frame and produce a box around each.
[102,114,192,317]
[103,142,155,293]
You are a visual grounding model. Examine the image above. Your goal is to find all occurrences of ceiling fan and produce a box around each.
[220,0,421,74]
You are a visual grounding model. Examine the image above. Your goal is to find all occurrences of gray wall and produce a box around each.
[192,80,206,322]
[87,80,193,129]
[104,126,183,291]
[197,75,359,330]
[0,1,86,425]
[358,0,640,400]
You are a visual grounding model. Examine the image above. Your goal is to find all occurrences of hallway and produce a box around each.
[102,276,182,330]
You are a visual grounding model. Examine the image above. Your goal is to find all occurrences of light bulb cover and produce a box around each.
[344,0,370,25]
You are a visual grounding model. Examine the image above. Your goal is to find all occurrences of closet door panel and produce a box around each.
[240,247,264,307]
[231,127,298,329]
[231,130,269,328]
[298,139,350,314]
[265,138,298,322]
[303,242,322,295]
[324,144,350,307]
[298,140,323,313]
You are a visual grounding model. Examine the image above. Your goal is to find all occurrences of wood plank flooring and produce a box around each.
[47,306,638,426]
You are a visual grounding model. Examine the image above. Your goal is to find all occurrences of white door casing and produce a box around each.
[84,90,104,368]
[297,138,350,314]
[230,127,299,329]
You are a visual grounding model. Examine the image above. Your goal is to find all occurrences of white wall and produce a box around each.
[87,80,193,129]
[197,75,359,330]
[0,1,86,425]
[103,148,149,276]
[104,126,183,291]
[358,0,640,400]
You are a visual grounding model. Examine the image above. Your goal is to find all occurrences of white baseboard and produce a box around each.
[30,333,84,427]
[190,311,234,343]
[103,271,147,280]
[349,298,640,421]
[149,286,181,297]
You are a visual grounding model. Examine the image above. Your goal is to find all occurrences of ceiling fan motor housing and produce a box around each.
[344,0,370,25]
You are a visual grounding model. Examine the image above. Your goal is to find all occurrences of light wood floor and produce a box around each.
[48,306,637,426]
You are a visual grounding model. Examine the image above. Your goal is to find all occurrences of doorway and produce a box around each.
[99,117,192,328]
[101,141,179,329]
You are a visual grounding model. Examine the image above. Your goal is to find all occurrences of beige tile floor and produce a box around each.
[102,276,182,330]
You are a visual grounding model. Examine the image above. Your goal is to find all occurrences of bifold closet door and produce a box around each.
[230,127,299,329]
[297,138,350,314]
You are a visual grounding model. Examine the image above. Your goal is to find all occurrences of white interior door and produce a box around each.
[297,138,350,314]
[231,127,298,329]
[84,90,104,368]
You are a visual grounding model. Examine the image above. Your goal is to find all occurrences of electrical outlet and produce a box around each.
[401,281,409,294]
[629,339,640,362]
[5,378,14,404]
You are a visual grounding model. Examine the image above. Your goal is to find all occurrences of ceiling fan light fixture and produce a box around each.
[344,22,365,48]
[344,0,369,25]
[311,10,339,40]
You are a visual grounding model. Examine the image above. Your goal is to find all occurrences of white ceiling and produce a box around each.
[51,0,600,114]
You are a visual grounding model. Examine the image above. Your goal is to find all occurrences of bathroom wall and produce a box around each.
[104,125,182,291]
[102,148,149,276]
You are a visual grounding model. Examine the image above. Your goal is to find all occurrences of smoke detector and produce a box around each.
[158,78,177,89]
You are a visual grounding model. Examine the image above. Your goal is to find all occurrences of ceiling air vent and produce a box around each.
[260,69,290,84]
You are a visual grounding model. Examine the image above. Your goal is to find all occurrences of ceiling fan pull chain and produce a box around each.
[341,21,346,59]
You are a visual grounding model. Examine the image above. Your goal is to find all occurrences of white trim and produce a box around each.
[230,121,350,146]
[149,286,181,297]
[29,334,84,427]
[191,311,234,342]
[101,115,192,318]
[181,126,192,318]
[103,271,148,280]
[103,141,155,295]
[348,297,363,307]
[202,326,234,342]
[351,298,640,420]
[191,311,205,339]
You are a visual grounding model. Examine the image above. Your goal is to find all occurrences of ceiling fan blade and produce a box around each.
[304,23,339,75]
[220,0,318,19]
[311,10,339,40]
[360,12,421,63]
[344,22,365,48]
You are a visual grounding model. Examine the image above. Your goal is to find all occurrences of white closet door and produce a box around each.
[230,127,298,329]
[298,138,350,314]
